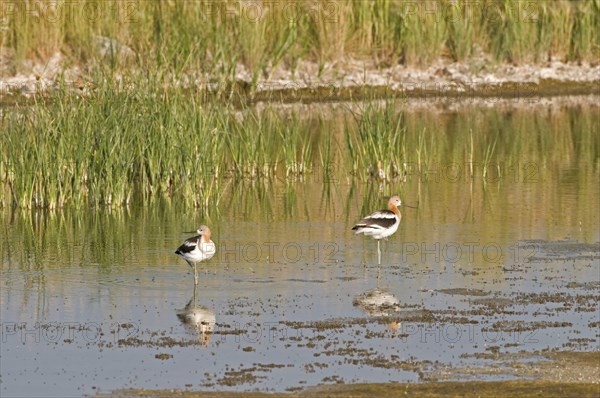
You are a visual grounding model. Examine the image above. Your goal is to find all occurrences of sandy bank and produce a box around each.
[1,51,598,104]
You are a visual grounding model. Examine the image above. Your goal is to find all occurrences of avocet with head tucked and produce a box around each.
[175,225,216,284]
[352,195,416,265]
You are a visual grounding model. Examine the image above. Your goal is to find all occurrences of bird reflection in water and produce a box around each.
[176,285,216,347]
[353,288,402,332]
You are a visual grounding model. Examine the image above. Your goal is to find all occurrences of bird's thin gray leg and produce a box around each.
[377,240,381,266]
[194,263,198,285]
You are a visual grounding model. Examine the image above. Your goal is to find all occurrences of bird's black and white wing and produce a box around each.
[352,210,398,236]
[175,236,200,256]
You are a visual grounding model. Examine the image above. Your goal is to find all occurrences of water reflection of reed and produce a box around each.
[176,286,216,347]
[4,101,598,213]
[1,104,598,306]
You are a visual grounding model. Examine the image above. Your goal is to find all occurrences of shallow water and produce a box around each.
[1,101,599,397]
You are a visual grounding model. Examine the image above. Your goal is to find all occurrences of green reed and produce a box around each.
[2,0,597,80]
[279,113,313,177]
[345,101,406,181]
[2,83,598,210]
[318,119,335,183]
[343,100,599,182]
[0,80,318,209]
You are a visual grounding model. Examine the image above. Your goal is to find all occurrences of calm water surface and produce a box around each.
[1,101,599,397]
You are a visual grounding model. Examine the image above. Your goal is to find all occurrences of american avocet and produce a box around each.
[175,225,216,284]
[352,195,415,265]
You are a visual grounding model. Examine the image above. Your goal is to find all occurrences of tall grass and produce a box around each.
[1,86,598,210]
[1,0,598,79]
[342,100,600,182]
[0,82,318,209]
[345,101,405,181]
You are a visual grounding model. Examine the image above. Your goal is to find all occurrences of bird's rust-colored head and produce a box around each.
[185,225,212,240]
[197,225,211,240]
[196,225,210,235]
[387,195,416,215]
[387,195,402,209]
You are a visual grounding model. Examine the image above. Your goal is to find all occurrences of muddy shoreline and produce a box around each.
[105,382,599,398]
[100,351,600,395]
[1,54,598,104]
[99,352,600,397]
[104,367,599,398]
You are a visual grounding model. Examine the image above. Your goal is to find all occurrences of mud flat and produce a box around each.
[104,355,599,397]
[1,55,598,104]
[92,239,599,397]
[243,59,600,103]
[99,350,600,396]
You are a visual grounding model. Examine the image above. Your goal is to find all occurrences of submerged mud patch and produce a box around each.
[446,351,600,385]
[437,288,490,297]
[520,240,600,262]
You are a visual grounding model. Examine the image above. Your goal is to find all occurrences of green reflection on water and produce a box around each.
[1,96,598,211]
[1,102,598,285]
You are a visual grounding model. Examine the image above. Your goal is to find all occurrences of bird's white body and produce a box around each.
[178,240,216,263]
[175,225,216,284]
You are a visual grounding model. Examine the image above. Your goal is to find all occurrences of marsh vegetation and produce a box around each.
[1,88,598,211]
[3,0,599,77]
